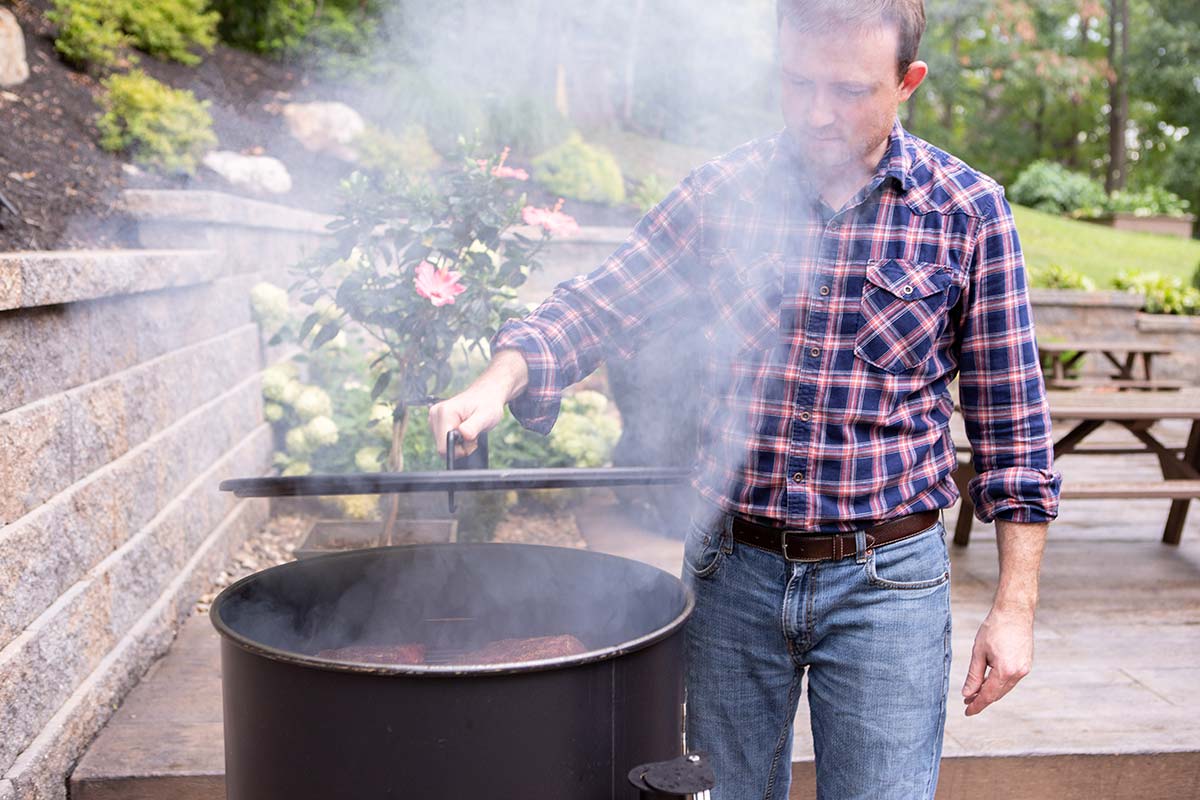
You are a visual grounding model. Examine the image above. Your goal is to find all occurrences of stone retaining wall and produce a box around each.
[0,193,332,798]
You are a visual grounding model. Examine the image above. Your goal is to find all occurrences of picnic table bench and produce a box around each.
[953,389,1200,546]
[1038,339,1185,391]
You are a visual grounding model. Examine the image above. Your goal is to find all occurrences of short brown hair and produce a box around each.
[776,0,927,78]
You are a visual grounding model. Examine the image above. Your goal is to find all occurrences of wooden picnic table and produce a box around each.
[1038,339,1183,390]
[953,388,1200,546]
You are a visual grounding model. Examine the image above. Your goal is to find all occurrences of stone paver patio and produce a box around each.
[72,422,1200,799]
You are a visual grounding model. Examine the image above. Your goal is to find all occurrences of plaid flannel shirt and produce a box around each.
[492,120,1061,531]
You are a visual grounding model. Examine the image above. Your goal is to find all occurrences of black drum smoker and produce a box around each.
[215,452,713,799]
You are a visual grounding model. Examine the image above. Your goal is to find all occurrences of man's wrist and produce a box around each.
[478,348,530,403]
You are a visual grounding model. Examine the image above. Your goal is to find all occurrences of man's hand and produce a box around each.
[961,607,1033,716]
[429,348,529,458]
[961,518,1047,716]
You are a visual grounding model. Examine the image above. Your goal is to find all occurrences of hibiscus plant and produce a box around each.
[289,143,578,485]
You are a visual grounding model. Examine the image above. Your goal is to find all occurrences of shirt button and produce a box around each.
[810,346,820,357]
[902,285,914,295]
[818,285,830,296]
[800,411,811,422]
[792,471,805,483]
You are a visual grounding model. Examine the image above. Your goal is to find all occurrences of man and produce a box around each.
[430,1,1061,796]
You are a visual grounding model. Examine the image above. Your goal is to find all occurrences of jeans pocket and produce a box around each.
[854,259,953,374]
[865,522,951,590]
[683,515,729,579]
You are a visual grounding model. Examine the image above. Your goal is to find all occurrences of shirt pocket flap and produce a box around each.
[866,259,952,300]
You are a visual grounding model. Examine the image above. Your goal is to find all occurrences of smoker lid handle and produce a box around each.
[446,430,462,513]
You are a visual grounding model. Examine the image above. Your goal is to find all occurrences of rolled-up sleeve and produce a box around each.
[957,190,1062,523]
[491,170,706,434]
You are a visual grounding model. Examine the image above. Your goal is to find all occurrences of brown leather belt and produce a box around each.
[730,509,940,562]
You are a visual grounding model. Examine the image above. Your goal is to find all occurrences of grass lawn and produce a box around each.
[1011,206,1199,286]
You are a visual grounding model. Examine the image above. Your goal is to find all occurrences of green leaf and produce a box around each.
[298,312,321,342]
[311,321,342,350]
[370,371,393,402]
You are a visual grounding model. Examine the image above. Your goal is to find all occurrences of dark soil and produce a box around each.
[0,0,643,251]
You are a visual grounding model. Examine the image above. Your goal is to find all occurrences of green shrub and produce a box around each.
[354,123,442,178]
[211,0,378,58]
[211,0,315,56]
[48,0,133,70]
[533,132,626,206]
[120,0,218,66]
[483,95,571,157]
[1102,186,1191,218]
[631,173,671,214]
[96,70,216,174]
[1029,263,1096,291]
[1111,270,1200,316]
[1009,160,1106,215]
[49,0,217,70]
[1192,261,1200,292]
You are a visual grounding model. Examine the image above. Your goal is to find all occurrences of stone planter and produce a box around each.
[1079,212,1196,239]
[295,518,458,559]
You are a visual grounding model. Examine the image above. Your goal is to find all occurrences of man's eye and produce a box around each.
[839,87,869,98]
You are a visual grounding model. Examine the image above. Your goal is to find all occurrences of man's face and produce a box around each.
[778,19,924,174]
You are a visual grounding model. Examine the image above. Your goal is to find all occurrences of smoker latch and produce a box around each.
[628,752,715,799]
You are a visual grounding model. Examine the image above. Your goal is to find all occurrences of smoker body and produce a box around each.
[211,543,693,799]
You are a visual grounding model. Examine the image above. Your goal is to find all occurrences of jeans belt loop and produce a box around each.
[854,530,868,564]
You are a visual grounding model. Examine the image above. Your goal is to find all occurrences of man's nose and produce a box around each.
[806,91,836,129]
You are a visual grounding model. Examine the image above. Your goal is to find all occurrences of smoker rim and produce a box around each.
[209,541,695,677]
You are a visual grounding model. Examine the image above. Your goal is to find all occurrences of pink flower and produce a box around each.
[492,164,529,181]
[477,147,528,180]
[521,202,580,238]
[413,261,467,307]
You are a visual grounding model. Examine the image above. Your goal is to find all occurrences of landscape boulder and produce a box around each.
[281,101,364,162]
[0,9,30,87]
[201,151,293,195]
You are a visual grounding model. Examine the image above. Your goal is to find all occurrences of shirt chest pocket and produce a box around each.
[705,249,783,356]
[854,258,954,374]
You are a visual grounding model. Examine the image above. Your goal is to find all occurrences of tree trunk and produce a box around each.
[382,404,409,545]
[1106,0,1129,192]
[621,0,646,125]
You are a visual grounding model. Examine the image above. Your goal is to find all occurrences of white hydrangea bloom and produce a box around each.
[281,379,304,406]
[281,460,312,477]
[355,446,385,472]
[285,426,314,456]
[305,415,340,447]
[264,402,284,422]
[261,365,294,402]
[294,386,333,421]
[250,282,290,330]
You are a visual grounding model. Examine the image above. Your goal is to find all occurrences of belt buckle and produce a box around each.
[780,530,822,563]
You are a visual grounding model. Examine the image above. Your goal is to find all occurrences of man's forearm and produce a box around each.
[474,347,530,403]
[991,520,1048,616]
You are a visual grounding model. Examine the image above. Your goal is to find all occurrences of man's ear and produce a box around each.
[899,60,928,101]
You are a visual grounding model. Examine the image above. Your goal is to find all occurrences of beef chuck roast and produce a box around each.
[316,643,427,665]
[450,634,588,665]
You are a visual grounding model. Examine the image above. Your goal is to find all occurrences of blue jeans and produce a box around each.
[682,506,952,800]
